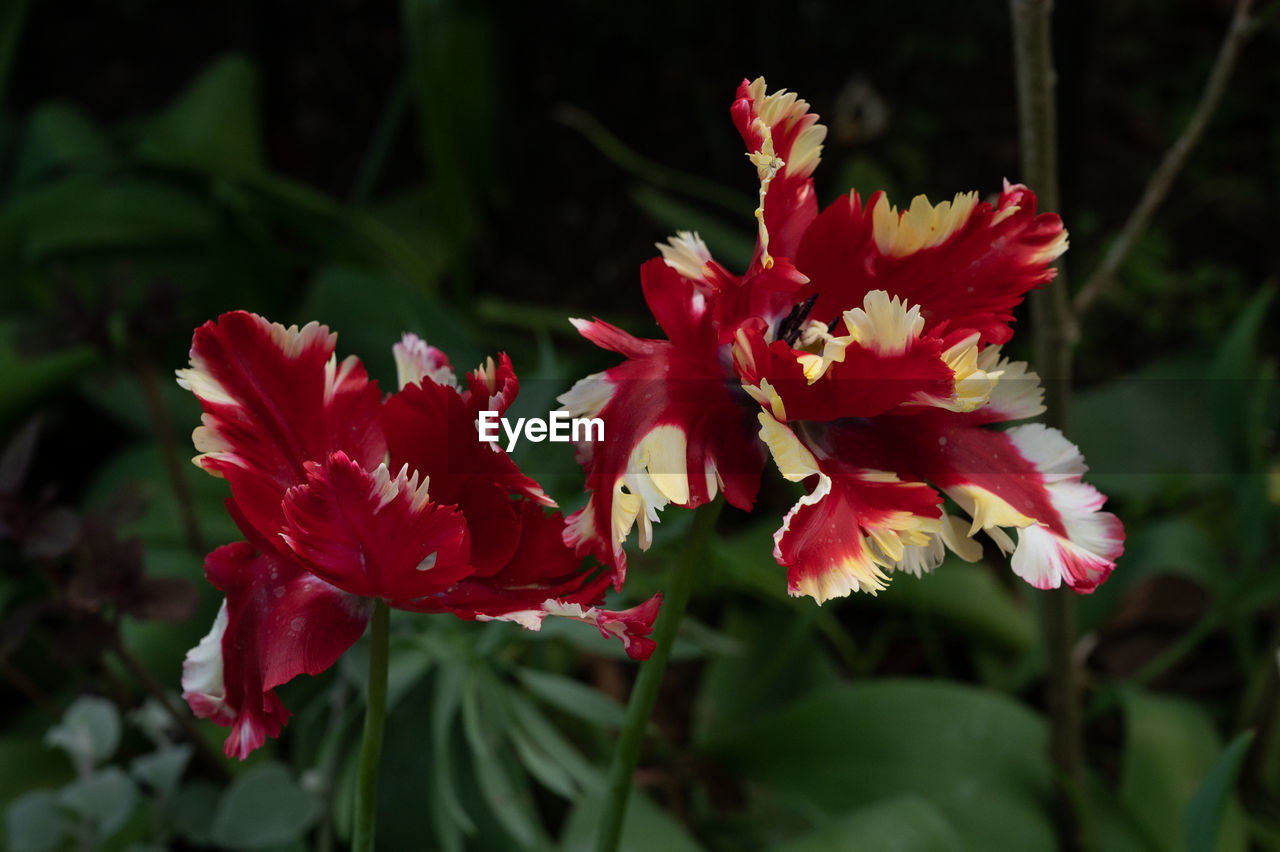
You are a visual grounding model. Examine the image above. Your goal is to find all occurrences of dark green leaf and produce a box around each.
[1185,730,1254,852]
[0,322,97,424]
[299,264,472,387]
[509,693,600,789]
[1119,690,1247,852]
[14,103,114,188]
[430,660,475,845]
[1069,357,1231,502]
[135,55,263,176]
[516,667,626,728]
[508,721,578,799]
[560,789,706,852]
[876,559,1036,649]
[768,795,964,852]
[2,177,218,260]
[702,681,1055,850]
[403,0,496,256]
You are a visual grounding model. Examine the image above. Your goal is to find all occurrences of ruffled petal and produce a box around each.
[400,502,661,658]
[279,452,472,601]
[796,183,1067,346]
[182,540,371,758]
[732,291,956,421]
[561,276,765,578]
[731,76,827,269]
[463,353,522,419]
[891,419,1123,592]
[479,594,663,661]
[383,376,550,575]
[393,333,458,390]
[756,414,942,602]
[176,311,385,545]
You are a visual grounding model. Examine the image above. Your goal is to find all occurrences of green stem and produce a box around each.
[353,600,390,852]
[597,502,722,852]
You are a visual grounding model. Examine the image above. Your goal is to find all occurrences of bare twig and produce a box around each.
[111,636,230,781]
[1073,0,1257,316]
[135,361,205,555]
[1009,2,1090,849]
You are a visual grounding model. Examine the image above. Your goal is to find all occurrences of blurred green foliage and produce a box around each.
[1,1,1277,850]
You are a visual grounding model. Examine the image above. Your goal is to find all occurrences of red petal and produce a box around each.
[562,298,765,578]
[393,333,457,390]
[279,452,472,601]
[796,184,1067,346]
[883,419,1124,592]
[383,377,550,575]
[463,352,521,418]
[177,311,385,546]
[409,502,610,616]
[769,449,942,603]
[478,593,663,661]
[733,322,953,423]
[409,504,662,660]
[182,541,371,759]
[731,77,826,268]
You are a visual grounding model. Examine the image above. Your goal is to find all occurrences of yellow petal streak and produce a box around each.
[610,425,690,550]
[744,379,788,423]
[757,413,944,602]
[741,77,828,270]
[798,290,925,384]
[756,412,819,482]
[951,483,1036,535]
[908,333,1003,412]
[871,192,980,258]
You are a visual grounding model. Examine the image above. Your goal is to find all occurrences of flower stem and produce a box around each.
[353,600,390,852]
[597,501,721,852]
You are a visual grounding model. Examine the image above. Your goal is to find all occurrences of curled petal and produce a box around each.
[796,183,1067,346]
[733,292,954,421]
[895,420,1122,592]
[560,308,765,579]
[404,503,659,657]
[393,334,458,390]
[182,541,371,758]
[176,311,385,545]
[731,77,827,268]
[961,347,1046,424]
[384,373,555,524]
[279,452,471,601]
[464,353,522,418]
[479,594,663,661]
[756,415,943,602]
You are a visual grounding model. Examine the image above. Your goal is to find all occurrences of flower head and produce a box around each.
[561,77,1123,602]
[178,311,659,758]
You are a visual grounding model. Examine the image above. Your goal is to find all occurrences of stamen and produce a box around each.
[778,294,818,346]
